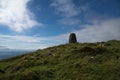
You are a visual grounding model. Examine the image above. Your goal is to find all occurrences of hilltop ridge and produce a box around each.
[0,40,120,80]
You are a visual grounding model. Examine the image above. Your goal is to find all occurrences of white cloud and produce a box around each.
[58,18,81,26]
[0,0,40,32]
[76,18,120,42]
[54,18,120,42]
[51,0,80,18]
[51,0,81,26]
[50,0,110,26]
[51,0,82,26]
[0,34,62,50]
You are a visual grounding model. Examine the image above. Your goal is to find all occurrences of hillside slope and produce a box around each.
[0,40,120,80]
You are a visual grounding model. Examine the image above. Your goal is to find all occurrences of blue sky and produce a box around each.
[0,0,120,50]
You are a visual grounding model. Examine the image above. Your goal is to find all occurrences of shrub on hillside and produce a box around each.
[80,47,95,53]
[0,69,5,74]
[79,46,108,56]
[95,46,108,54]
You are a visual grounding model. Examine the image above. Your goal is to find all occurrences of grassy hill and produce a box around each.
[0,40,120,80]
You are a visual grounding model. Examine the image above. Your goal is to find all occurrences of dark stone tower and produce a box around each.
[69,33,77,43]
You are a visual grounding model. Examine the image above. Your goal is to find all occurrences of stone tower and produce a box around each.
[69,33,77,43]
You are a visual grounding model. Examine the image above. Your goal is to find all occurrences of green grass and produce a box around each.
[0,40,120,80]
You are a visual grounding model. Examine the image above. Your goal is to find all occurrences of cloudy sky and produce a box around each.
[0,0,120,50]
